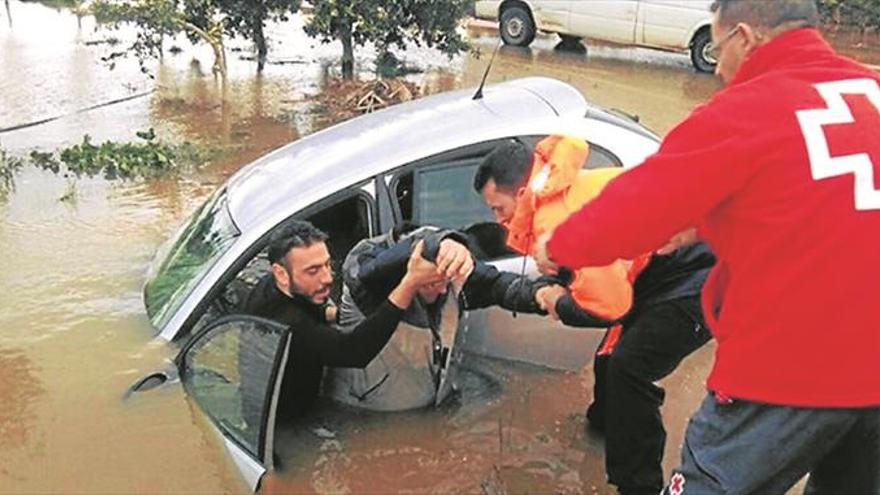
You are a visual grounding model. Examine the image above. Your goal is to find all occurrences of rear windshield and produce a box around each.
[145,189,240,332]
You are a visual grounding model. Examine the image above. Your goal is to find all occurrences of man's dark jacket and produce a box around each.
[241,275,404,418]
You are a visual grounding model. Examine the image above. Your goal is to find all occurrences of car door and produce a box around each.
[382,138,621,371]
[176,315,291,492]
[568,0,638,45]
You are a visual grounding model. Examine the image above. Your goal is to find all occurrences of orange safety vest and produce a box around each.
[506,136,649,353]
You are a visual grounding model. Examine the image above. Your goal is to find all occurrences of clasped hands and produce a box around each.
[405,238,475,290]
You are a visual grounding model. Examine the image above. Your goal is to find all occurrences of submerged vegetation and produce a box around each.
[49,129,210,179]
[0,148,25,201]
[0,129,215,202]
[36,129,211,180]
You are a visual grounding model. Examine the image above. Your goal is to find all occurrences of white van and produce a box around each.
[475,0,716,72]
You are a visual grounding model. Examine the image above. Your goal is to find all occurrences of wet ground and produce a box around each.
[1,2,875,493]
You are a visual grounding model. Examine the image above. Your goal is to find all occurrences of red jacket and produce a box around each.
[548,29,880,407]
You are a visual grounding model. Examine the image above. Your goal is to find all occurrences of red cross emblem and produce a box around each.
[669,472,686,495]
[796,78,880,211]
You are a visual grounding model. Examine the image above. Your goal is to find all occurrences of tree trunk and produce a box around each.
[72,0,83,29]
[182,21,227,82]
[340,19,354,80]
[255,21,267,73]
[5,0,12,28]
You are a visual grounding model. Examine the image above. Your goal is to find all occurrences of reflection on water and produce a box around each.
[460,35,721,134]
[0,348,43,450]
[0,2,722,493]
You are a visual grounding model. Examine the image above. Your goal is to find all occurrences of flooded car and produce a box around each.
[130,77,661,491]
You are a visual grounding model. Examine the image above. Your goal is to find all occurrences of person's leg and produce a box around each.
[803,407,880,495]
[664,394,864,495]
[605,297,711,495]
[586,349,609,433]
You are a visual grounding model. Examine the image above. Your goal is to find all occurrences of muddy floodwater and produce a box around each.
[9,0,853,493]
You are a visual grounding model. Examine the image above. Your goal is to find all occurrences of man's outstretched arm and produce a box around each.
[314,242,443,367]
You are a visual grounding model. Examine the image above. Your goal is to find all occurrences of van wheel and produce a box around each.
[500,6,536,47]
[690,29,715,73]
[559,34,584,47]
[557,34,586,53]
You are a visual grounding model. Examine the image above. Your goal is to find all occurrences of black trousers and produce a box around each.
[587,296,711,495]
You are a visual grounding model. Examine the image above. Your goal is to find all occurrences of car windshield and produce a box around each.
[144,189,240,332]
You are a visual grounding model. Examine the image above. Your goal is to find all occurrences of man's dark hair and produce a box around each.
[710,0,818,30]
[473,139,532,193]
[267,220,329,266]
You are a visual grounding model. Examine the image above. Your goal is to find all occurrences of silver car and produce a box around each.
[131,77,660,491]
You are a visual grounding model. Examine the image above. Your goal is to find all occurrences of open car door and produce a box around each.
[176,315,291,492]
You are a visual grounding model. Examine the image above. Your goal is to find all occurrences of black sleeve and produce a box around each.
[301,300,404,368]
[461,262,548,314]
[356,229,468,300]
[554,294,619,328]
[356,236,417,296]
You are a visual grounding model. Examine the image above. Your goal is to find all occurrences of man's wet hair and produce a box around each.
[267,220,329,266]
[473,139,532,193]
[710,0,818,30]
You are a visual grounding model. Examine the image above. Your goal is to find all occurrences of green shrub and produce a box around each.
[31,129,211,180]
[0,148,25,200]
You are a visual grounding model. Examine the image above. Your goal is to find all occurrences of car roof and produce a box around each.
[224,77,595,231]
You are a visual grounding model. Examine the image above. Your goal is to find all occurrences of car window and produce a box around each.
[516,136,621,169]
[415,160,495,230]
[306,193,373,278]
[145,188,240,331]
[183,188,375,341]
[585,143,622,169]
[181,317,288,462]
[395,162,514,260]
[391,137,621,260]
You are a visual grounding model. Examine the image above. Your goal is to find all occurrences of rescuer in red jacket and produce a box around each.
[537,1,880,493]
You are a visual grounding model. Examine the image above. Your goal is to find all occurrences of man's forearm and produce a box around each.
[463,263,540,313]
[320,301,404,367]
[554,294,619,328]
[387,274,420,310]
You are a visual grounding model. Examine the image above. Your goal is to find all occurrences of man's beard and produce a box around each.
[287,268,332,304]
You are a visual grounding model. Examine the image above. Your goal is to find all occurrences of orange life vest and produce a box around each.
[506,135,649,326]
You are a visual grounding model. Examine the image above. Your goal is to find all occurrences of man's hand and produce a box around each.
[324,303,338,323]
[437,238,474,281]
[389,241,445,309]
[405,240,446,286]
[656,228,698,255]
[535,284,567,320]
[534,232,560,275]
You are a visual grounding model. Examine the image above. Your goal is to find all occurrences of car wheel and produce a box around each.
[690,29,715,73]
[500,6,536,47]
